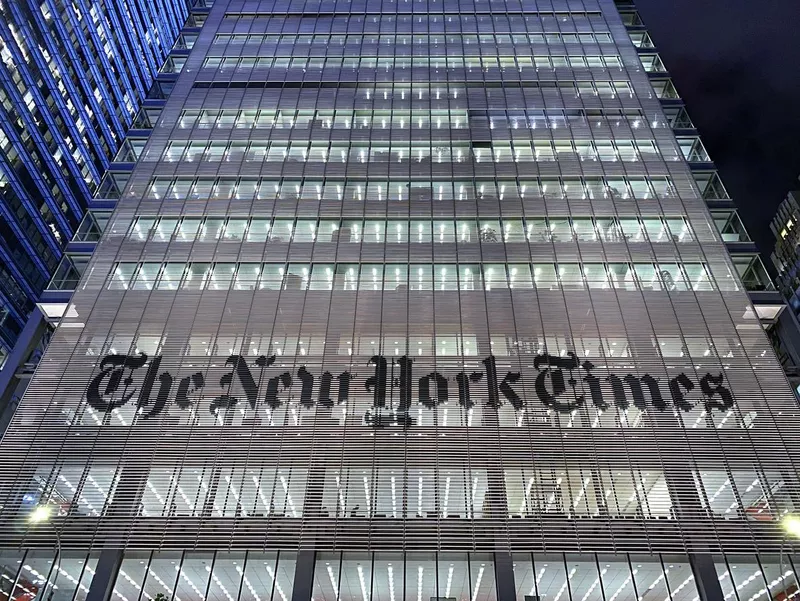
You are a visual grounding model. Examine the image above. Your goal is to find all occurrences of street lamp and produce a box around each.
[28,504,62,601]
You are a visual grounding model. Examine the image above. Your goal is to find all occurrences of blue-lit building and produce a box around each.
[0,0,193,368]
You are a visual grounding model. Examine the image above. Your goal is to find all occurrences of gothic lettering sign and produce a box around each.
[85,352,734,428]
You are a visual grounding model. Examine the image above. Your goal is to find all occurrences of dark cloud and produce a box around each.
[635,0,800,264]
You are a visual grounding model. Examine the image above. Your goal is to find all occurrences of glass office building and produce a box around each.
[1,2,799,601]
[0,0,190,363]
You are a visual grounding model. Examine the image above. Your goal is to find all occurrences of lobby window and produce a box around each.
[716,555,799,601]
[6,550,98,601]
[312,553,495,601]
[112,551,296,601]
[514,554,700,601]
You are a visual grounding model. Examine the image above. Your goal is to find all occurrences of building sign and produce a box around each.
[85,352,735,428]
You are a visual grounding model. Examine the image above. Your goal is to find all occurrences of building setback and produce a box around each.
[1,2,799,601]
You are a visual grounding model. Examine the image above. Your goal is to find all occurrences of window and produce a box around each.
[156,264,185,290]
[126,216,695,247]
[182,263,212,290]
[131,263,160,291]
[144,176,677,202]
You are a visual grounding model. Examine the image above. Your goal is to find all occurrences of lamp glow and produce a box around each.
[783,515,800,538]
[29,505,52,523]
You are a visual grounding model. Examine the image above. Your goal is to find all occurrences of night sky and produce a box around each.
[634,0,800,267]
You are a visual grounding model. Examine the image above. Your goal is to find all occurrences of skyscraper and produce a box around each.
[772,190,800,305]
[1,3,799,601]
[0,0,191,365]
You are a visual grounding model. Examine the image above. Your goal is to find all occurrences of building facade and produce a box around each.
[1,2,800,601]
[0,0,191,364]
[769,184,800,395]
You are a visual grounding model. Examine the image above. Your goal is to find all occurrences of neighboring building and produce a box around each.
[769,188,800,388]
[0,0,192,366]
[2,4,800,601]
[0,0,199,411]
[772,189,800,306]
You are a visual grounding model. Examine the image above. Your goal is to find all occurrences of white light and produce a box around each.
[180,566,206,601]
[235,567,262,601]
[280,476,298,517]
[530,566,547,597]
[661,575,694,601]
[471,565,486,601]
[363,476,371,515]
[519,476,535,515]
[357,565,369,601]
[446,565,454,598]
[224,475,247,516]
[609,569,637,601]
[553,568,577,601]
[326,564,339,600]
[580,571,606,601]
[266,565,288,601]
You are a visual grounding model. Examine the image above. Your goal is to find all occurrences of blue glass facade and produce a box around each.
[0,0,191,356]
